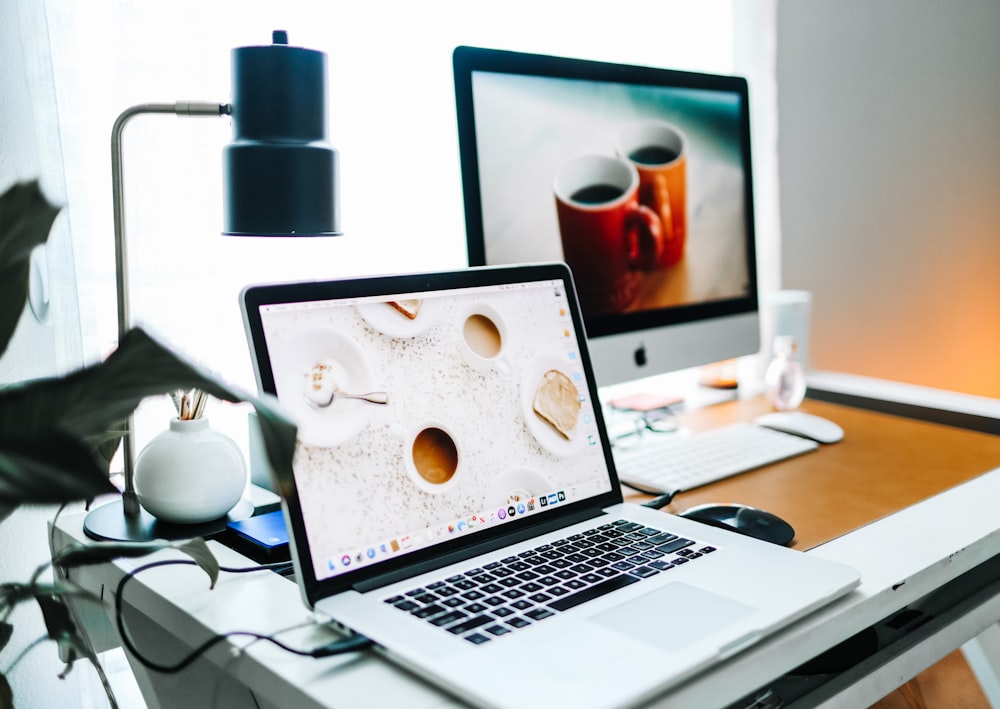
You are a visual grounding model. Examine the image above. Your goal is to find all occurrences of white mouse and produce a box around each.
[754,411,844,444]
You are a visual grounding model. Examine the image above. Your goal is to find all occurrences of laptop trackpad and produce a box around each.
[590,582,754,653]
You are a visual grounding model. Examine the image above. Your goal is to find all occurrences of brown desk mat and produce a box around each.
[620,396,1000,550]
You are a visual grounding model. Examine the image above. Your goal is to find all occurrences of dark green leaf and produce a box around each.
[177,538,220,589]
[0,502,13,527]
[35,594,76,647]
[0,670,12,709]
[0,328,298,515]
[0,622,11,653]
[0,181,61,359]
[0,432,117,506]
[52,540,173,568]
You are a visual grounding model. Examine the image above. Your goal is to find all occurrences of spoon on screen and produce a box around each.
[306,389,389,409]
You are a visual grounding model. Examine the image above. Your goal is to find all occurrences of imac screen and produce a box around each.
[454,46,760,386]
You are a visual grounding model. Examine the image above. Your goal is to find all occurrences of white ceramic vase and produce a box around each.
[134,417,247,524]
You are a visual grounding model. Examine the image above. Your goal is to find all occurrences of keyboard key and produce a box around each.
[446,615,494,635]
[648,533,678,545]
[430,610,467,627]
[549,574,640,612]
[525,607,555,621]
[465,633,491,644]
[412,604,447,619]
[656,538,695,554]
[630,566,659,579]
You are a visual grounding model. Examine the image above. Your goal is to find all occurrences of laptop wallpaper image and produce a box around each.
[257,279,614,582]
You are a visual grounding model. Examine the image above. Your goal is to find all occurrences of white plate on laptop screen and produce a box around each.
[356,297,443,339]
[520,353,586,457]
[272,327,377,447]
[484,467,553,510]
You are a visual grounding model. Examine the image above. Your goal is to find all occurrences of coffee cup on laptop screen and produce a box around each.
[554,154,663,314]
[396,421,462,494]
[459,302,510,375]
[615,120,688,267]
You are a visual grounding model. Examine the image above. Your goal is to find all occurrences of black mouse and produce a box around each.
[679,503,795,546]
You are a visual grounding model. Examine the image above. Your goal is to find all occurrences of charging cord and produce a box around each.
[114,559,373,673]
[620,480,682,510]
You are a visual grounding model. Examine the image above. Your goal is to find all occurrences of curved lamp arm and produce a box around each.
[111,101,230,516]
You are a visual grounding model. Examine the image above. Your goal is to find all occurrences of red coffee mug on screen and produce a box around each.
[554,155,663,314]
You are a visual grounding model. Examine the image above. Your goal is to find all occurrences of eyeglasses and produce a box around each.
[606,406,679,448]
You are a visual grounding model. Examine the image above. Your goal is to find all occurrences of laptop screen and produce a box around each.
[243,265,620,587]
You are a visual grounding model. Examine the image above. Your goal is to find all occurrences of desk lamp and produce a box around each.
[83,30,340,542]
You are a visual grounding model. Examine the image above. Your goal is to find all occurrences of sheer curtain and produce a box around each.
[41,1,771,454]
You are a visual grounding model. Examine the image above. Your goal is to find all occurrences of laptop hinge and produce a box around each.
[352,506,605,593]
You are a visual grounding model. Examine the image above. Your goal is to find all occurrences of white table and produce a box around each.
[52,374,1000,707]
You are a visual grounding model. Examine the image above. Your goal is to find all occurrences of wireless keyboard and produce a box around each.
[612,421,818,493]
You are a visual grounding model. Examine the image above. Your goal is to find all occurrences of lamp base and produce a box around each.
[82,497,254,542]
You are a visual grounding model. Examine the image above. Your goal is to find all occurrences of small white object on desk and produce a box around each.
[755,411,845,444]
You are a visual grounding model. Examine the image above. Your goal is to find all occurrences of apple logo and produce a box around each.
[633,343,647,368]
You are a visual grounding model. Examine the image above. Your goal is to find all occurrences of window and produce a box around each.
[42,1,747,452]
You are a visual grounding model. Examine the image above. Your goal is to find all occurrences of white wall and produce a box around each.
[776,0,1000,397]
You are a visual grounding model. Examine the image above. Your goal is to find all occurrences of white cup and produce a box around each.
[459,303,510,375]
[395,420,462,495]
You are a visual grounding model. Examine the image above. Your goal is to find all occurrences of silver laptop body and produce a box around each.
[241,262,859,708]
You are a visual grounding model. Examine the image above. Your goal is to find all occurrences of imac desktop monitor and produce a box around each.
[453,46,760,386]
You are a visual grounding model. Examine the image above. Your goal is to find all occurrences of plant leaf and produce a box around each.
[35,593,76,651]
[53,538,219,587]
[0,432,117,507]
[176,538,220,589]
[53,540,176,568]
[0,327,298,512]
[0,181,61,359]
[0,670,12,709]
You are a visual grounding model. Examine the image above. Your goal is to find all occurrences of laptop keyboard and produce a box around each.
[384,519,715,645]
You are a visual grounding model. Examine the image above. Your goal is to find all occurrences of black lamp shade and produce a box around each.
[223,32,340,236]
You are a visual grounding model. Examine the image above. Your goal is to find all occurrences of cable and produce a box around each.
[114,558,373,673]
[619,480,683,510]
[641,489,681,510]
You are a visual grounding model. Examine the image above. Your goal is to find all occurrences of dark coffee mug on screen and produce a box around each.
[616,121,687,267]
[554,154,663,314]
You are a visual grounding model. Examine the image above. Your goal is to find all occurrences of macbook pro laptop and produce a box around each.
[240,262,859,708]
